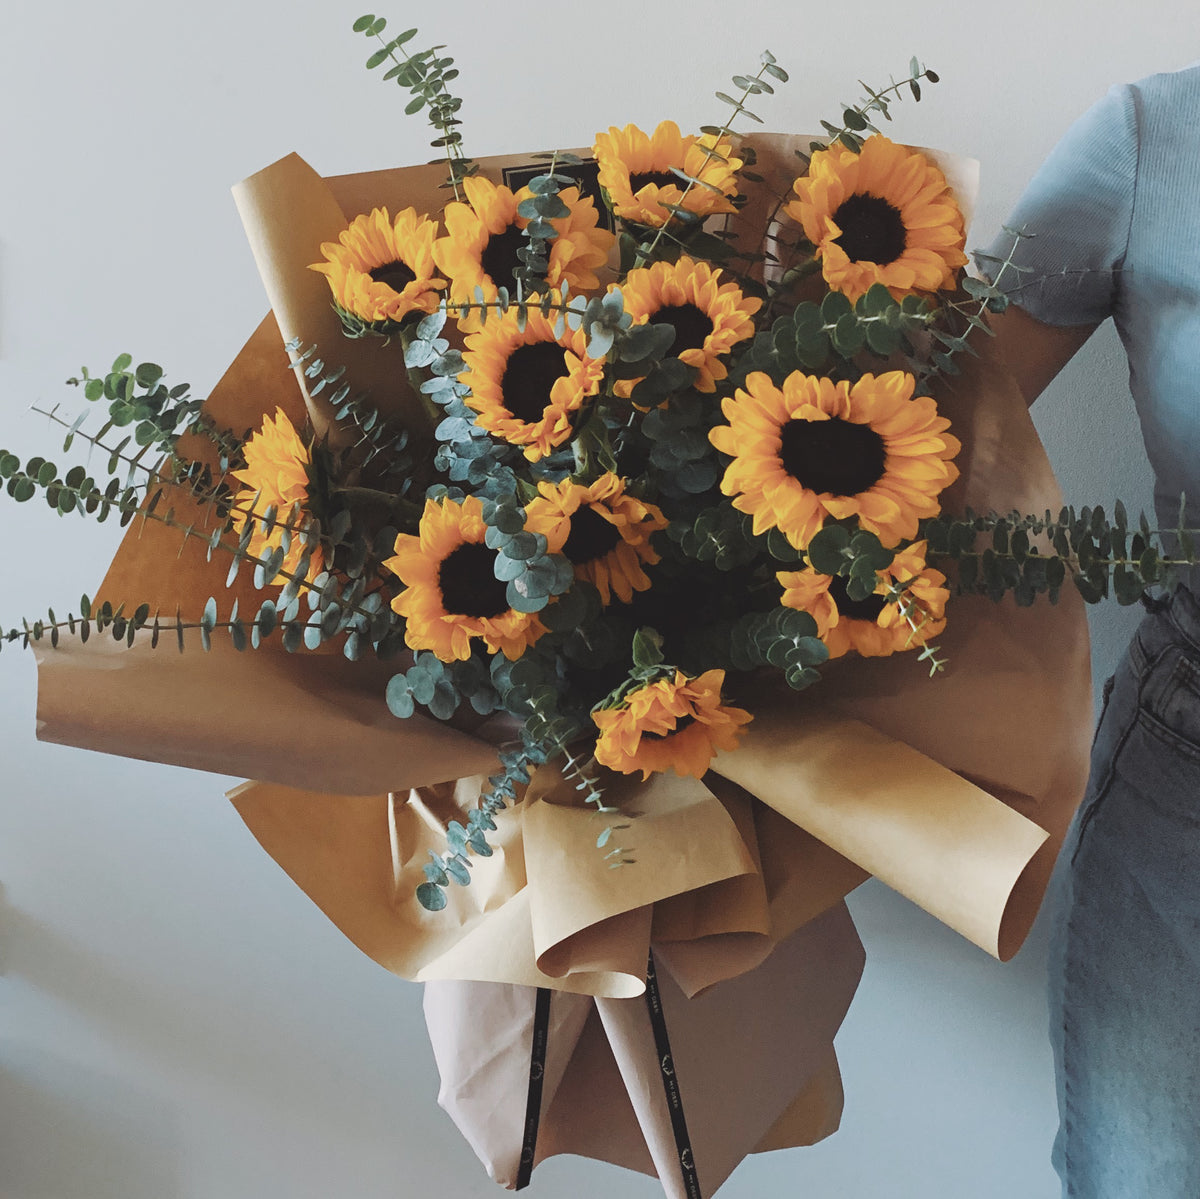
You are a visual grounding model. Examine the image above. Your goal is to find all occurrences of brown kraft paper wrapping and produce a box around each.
[423,904,862,1197]
[34,138,1093,1193]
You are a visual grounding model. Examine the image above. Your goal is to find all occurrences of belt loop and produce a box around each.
[1140,589,1171,615]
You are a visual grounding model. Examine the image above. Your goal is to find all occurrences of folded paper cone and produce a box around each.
[424,903,863,1196]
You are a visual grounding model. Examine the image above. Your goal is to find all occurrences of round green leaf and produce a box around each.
[416,882,448,911]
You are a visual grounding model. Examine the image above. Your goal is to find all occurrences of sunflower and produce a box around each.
[594,121,741,228]
[778,540,949,659]
[459,300,604,461]
[786,135,967,302]
[592,668,752,779]
[709,369,960,550]
[385,496,559,662]
[310,207,445,329]
[525,474,667,605]
[615,256,760,397]
[433,176,614,330]
[230,408,324,585]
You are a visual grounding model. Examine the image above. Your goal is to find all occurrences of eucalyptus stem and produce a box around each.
[0,461,392,636]
[329,483,423,526]
[380,32,469,199]
[893,587,946,675]
[33,404,231,511]
[634,58,780,269]
[398,325,453,428]
[2,612,306,652]
[816,62,940,152]
[558,744,635,866]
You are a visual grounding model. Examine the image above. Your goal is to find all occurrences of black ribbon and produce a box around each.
[516,957,701,1198]
[515,986,551,1190]
[645,951,703,1199]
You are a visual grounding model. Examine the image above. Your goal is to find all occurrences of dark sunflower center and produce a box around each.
[652,303,714,356]
[778,417,887,496]
[827,574,887,622]
[562,504,622,565]
[479,223,527,288]
[832,192,908,265]
[437,543,510,619]
[500,342,571,424]
[368,258,417,292]
[629,170,681,193]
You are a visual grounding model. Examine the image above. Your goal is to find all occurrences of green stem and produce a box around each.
[34,404,233,512]
[634,60,778,268]
[330,484,423,523]
[378,33,468,200]
[397,326,451,428]
[6,468,394,633]
[819,65,938,150]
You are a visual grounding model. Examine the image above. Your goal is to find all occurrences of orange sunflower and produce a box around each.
[525,474,667,604]
[709,369,960,550]
[592,668,752,779]
[310,206,445,328]
[615,256,761,396]
[594,121,741,227]
[433,176,614,330]
[778,540,949,659]
[230,408,324,585]
[459,300,604,461]
[386,495,559,661]
[787,135,967,302]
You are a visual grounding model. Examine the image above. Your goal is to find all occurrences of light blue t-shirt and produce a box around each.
[984,65,1200,534]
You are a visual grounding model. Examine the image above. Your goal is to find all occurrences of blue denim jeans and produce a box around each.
[1050,587,1200,1197]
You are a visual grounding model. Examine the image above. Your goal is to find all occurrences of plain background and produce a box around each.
[0,2,1186,1196]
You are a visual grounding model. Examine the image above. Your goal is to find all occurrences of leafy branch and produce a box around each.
[810,58,940,154]
[0,441,405,660]
[0,595,323,658]
[923,502,1200,607]
[285,339,418,486]
[632,51,788,269]
[732,283,937,386]
[66,353,243,471]
[353,15,474,198]
[884,580,946,676]
[33,403,234,530]
[559,746,634,867]
[910,238,1031,384]
[413,738,548,912]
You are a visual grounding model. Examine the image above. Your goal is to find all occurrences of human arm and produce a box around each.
[977,83,1137,406]
[987,306,1098,409]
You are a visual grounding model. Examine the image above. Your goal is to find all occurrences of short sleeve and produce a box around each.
[978,84,1138,327]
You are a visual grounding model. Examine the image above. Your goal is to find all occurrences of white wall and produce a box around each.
[0,2,1181,1196]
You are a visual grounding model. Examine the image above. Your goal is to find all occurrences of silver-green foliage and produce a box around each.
[353,14,474,197]
[922,501,1200,608]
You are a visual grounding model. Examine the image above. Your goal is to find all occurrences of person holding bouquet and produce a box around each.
[984,62,1200,1198]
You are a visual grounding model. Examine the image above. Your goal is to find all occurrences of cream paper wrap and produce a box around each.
[34,138,1092,1195]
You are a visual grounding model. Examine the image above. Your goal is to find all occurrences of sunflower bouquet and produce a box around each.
[6,16,1114,1197]
[167,32,1004,914]
[12,19,1100,919]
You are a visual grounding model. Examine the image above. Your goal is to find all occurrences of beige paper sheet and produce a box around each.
[425,902,863,1197]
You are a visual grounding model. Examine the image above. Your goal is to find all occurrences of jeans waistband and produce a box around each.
[1124,588,1200,679]
[1164,586,1200,651]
